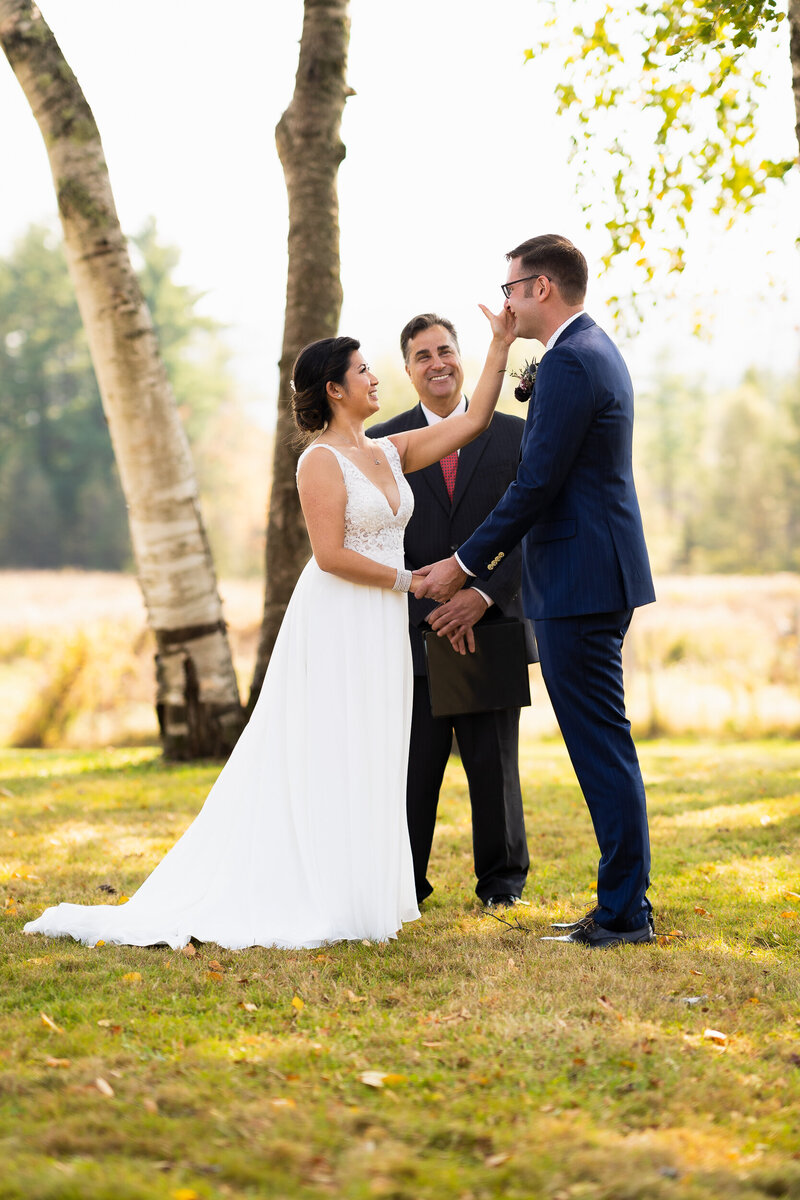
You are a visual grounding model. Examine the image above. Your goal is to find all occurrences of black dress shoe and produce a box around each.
[483,894,520,910]
[541,917,654,948]
[551,908,655,935]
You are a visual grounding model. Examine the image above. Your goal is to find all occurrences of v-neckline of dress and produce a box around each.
[327,440,402,518]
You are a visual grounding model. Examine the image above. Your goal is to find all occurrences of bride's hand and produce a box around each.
[409,571,428,597]
[479,302,517,347]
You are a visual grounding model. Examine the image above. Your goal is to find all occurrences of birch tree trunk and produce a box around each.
[248,0,352,707]
[0,0,244,759]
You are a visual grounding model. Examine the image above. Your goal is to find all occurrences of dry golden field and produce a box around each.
[1,570,799,747]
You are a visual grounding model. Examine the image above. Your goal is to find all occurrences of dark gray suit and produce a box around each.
[369,405,530,902]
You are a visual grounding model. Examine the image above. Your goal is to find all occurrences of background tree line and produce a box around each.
[2,219,799,581]
[0,221,269,577]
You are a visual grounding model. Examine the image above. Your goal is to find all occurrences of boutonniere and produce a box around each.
[510,358,539,403]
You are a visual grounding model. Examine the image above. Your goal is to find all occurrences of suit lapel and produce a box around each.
[450,427,490,516]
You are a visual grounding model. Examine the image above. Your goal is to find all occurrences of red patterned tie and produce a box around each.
[440,451,458,500]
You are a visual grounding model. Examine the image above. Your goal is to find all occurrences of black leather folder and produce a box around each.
[423,619,532,718]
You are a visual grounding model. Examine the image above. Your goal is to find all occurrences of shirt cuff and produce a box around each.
[471,587,493,609]
[454,551,475,577]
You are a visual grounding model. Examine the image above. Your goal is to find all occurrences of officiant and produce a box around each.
[369,313,532,909]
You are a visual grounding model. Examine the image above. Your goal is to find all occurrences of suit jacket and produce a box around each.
[369,405,529,674]
[458,314,655,620]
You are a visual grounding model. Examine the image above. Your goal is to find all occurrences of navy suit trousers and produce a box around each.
[534,609,652,931]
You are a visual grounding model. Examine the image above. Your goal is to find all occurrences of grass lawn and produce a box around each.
[1,738,799,1199]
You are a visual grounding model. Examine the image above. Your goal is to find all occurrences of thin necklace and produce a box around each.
[327,436,381,466]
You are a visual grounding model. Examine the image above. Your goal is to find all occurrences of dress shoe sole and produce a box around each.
[550,914,655,934]
[541,926,654,949]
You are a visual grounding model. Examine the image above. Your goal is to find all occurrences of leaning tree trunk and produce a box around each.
[0,0,244,759]
[790,0,800,157]
[248,0,352,708]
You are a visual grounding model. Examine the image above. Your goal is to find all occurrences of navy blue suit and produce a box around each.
[369,406,531,903]
[459,313,655,931]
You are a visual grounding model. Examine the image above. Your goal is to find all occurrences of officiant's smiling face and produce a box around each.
[405,325,465,417]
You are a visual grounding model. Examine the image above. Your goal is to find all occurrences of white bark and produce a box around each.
[0,0,244,757]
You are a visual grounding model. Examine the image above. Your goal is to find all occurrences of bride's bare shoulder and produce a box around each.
[297,441,345,489]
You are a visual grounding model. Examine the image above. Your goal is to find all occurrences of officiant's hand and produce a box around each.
[427,589,487,655]
[414,556,467,604]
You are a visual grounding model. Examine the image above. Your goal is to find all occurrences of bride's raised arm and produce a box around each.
[388,304,516,475]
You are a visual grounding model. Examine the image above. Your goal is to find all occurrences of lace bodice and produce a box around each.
[297,437,414,569]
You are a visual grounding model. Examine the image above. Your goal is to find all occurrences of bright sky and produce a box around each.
[2,0,799,422]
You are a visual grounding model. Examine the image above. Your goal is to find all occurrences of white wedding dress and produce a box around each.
[25,438,420,950]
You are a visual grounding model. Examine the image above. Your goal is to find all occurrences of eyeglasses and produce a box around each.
[501,273,549,299]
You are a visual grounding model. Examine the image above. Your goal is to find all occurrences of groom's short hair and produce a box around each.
[507,235,588,305]
[400,313,460,363]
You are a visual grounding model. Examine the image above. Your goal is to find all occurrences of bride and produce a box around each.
[24,304,514,950]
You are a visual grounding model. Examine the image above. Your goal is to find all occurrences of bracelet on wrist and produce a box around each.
[392,568,412,593]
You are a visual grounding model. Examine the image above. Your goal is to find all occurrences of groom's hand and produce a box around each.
[427,589,487,655]
[414,557,467,603]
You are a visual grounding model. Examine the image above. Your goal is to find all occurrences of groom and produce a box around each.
[416,235,656,948]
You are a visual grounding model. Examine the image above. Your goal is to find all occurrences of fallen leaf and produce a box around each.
[180,944,196,957]
[785,891,800,901]
[381,1074,407,1087]
[359,1070,388,1088]
[94,940,105,947]
[171,1190,200,1200]
[703,1028,728,1045]
[690,969,704,976]
[485,1152,511,1168]
[780,911,798,920]
[292,995,305,1012]
[597,996,623,1021]
[205,970,224,982]
[207,959,224,972]
[694,906,713,916]
[117,895,129,903]
[239,1001,258,1012]
[345,990,366,1003]
[314,954,332,963]
[44,1056,71,1068]
[142,1097,159,1114]
[747,996,760,1004]
[40,1011,64,1034]
[269,1097,297,1109]
[94,1076,115,1097]
[438,1007,471,1024]
[121,971,142,984]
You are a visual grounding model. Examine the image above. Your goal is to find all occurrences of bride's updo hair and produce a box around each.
[291,336,360,436]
